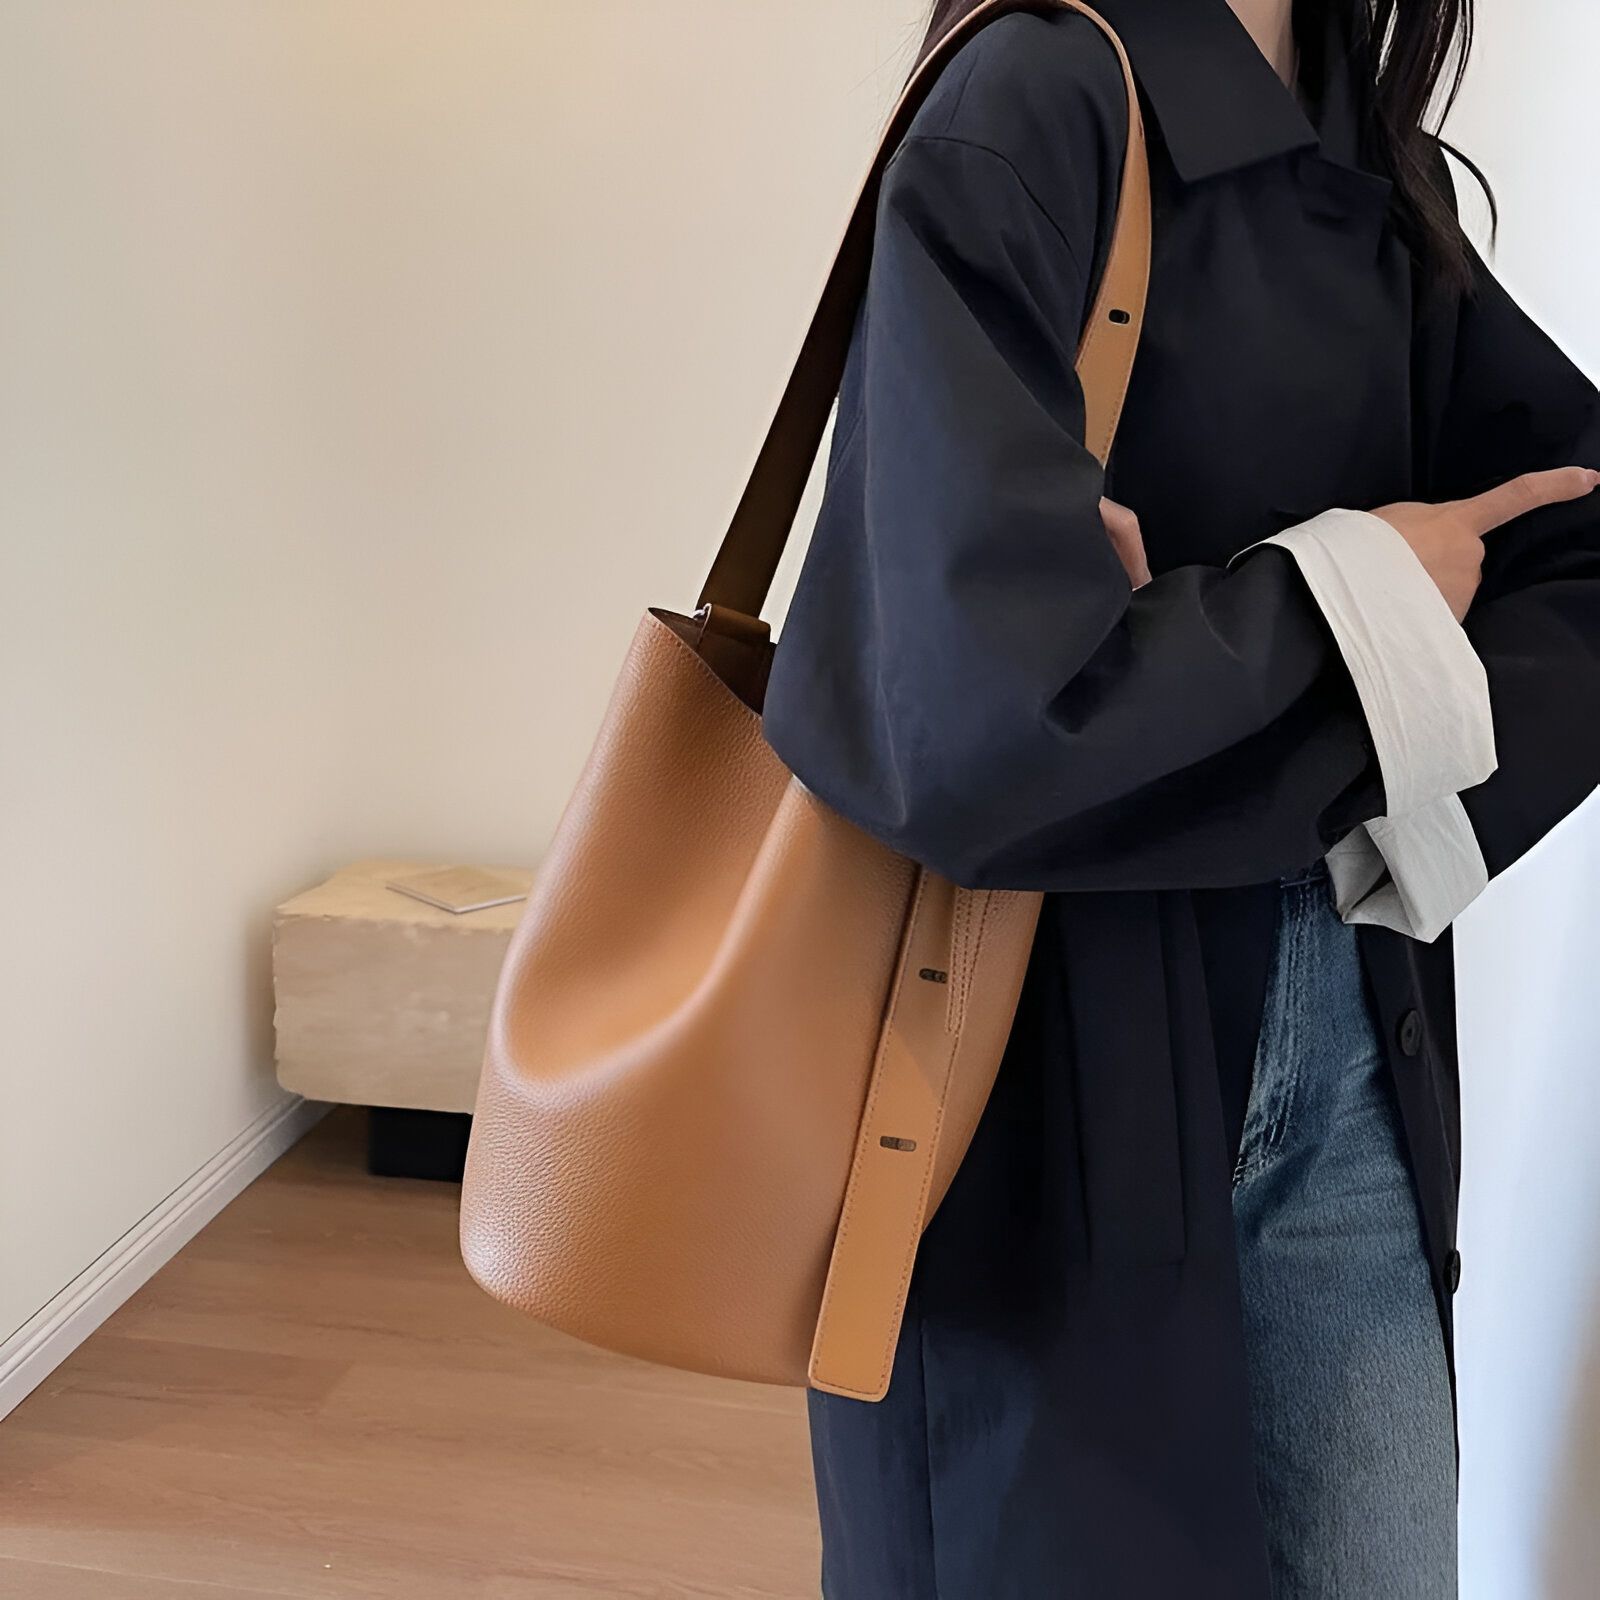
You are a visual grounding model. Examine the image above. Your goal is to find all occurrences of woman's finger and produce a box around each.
[1099,497,1152,587]
[1098,497,1139,539]
[1458,466,1600,537]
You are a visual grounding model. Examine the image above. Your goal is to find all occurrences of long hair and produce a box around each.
[915,0,1492,289]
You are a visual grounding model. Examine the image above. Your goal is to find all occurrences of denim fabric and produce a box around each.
[1233,860,1458,1597]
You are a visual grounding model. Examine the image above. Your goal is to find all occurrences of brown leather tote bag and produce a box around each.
[460,0,1151,1402]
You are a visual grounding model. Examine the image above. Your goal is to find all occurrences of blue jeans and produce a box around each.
[1233,860,1458,1597]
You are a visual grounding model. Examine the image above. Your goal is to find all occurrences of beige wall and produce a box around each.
[0,0,925,1344]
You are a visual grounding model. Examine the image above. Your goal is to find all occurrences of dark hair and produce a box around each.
[915,1,1493,289]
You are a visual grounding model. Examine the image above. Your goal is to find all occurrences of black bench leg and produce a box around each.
[366,1107,472,1182]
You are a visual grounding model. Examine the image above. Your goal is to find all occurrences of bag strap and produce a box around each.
[696,0,1152,620]
[790,2,1151,1405]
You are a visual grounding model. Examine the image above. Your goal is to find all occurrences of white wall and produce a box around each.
[0,1,924,1349]
[1446,4,1600,1596]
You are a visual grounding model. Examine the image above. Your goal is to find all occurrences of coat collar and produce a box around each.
[1090,0,1374,186]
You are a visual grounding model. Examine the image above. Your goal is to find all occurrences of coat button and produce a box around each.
[1446,1250,1462,1294]
[1397,1008,1424,1057]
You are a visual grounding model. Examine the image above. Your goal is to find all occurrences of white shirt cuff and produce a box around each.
[1232,508,1498,941]
[1325,796,1490,943]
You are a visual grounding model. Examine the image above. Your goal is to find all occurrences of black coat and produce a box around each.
[760,0,1600,1593]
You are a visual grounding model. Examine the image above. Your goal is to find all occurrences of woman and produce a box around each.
[761,0,1600,1594]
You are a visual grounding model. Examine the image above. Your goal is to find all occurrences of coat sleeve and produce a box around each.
[1425,246,1600,878]
[761,130,1389,893]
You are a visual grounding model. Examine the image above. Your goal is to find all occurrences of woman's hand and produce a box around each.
[1101,470,1600,619]
[1372,467,1600,621]
[1099,497,1151,589]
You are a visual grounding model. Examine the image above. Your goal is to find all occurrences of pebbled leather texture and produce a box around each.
[460,0,1150,1400]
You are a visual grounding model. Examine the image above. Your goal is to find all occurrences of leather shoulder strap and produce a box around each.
[696,0,1151,619]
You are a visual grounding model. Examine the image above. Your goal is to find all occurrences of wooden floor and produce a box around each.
[0,1110,821,1598]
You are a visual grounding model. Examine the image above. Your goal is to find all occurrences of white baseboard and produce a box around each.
[0,1092,329,1423]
